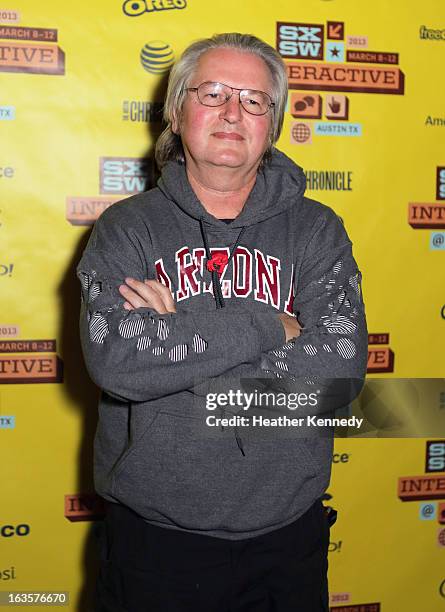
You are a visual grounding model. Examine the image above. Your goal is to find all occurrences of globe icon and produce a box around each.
[291,123,311,143]
[140,41,175,75]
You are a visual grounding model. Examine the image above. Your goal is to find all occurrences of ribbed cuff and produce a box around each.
[253,313,286,353]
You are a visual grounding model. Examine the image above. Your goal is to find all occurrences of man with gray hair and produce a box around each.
[77,32,367,611]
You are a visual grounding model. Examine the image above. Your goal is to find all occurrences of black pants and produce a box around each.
[94,499,330,612]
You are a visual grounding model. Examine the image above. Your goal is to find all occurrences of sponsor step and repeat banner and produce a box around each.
[1,1,444,610]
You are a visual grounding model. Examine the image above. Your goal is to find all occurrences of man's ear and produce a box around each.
[171,113,180,135]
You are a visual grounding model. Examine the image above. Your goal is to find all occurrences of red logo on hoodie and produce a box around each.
[206,252,229,275]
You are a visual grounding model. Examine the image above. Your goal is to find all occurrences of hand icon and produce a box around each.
[328,98,341,114]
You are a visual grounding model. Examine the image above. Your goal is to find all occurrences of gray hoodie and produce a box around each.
[76,147,367,540]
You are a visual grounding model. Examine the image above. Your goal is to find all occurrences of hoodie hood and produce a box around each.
[157,147,307,229]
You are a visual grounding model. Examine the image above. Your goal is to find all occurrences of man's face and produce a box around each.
[175,48,274,173]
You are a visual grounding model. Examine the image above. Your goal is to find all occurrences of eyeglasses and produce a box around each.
[186,81,275,116]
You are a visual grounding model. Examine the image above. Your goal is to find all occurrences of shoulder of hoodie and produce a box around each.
[268,148,348,239]
[92,187,169,233]
[296,195,352,245]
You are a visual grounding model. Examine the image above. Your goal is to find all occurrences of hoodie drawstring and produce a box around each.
[199,217,246,310]
[234,427,246,456]
[199,217,247,456]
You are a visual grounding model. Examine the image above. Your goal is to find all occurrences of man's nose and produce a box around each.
[219,94,243,122]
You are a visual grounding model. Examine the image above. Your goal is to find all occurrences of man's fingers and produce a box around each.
[119,279,169,314]
[144,279,176,313]
[118,277,177,314]
[278,313,302,342]
[119,285,156,310]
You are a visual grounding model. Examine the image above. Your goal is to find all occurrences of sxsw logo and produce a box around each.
[276,22,324,60]
[426,440,445,473]
[437,167,445,200]
[99,157,153,195]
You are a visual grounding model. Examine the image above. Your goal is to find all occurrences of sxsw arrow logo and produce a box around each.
[327,21,344,40]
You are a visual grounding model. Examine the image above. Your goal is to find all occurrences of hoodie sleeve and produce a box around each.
[197,207,368,407]
[261,207,368,381]
[76,208,285,403]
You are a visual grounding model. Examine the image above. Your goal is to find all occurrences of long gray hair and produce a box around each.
[155,32,288,170]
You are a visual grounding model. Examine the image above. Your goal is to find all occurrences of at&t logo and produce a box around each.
[140,41,174,74]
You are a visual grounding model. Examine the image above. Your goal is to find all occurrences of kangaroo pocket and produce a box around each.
[110,409,332,535]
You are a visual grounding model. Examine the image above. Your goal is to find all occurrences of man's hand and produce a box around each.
[118,279,300,341]
[278,313,302,342]
[119,278,176,314]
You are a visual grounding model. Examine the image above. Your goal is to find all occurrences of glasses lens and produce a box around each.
[195,83,272,115]
[240,90,270,115]
[197,82,230,106]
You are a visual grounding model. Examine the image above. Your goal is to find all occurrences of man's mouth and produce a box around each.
[212,132,244,141]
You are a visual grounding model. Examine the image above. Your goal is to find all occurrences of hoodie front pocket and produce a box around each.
[110,408,164,490]
[109,409,330,534]
[110,410,221,525]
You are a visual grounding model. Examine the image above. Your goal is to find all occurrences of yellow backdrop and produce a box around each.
[1,1,444,610]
